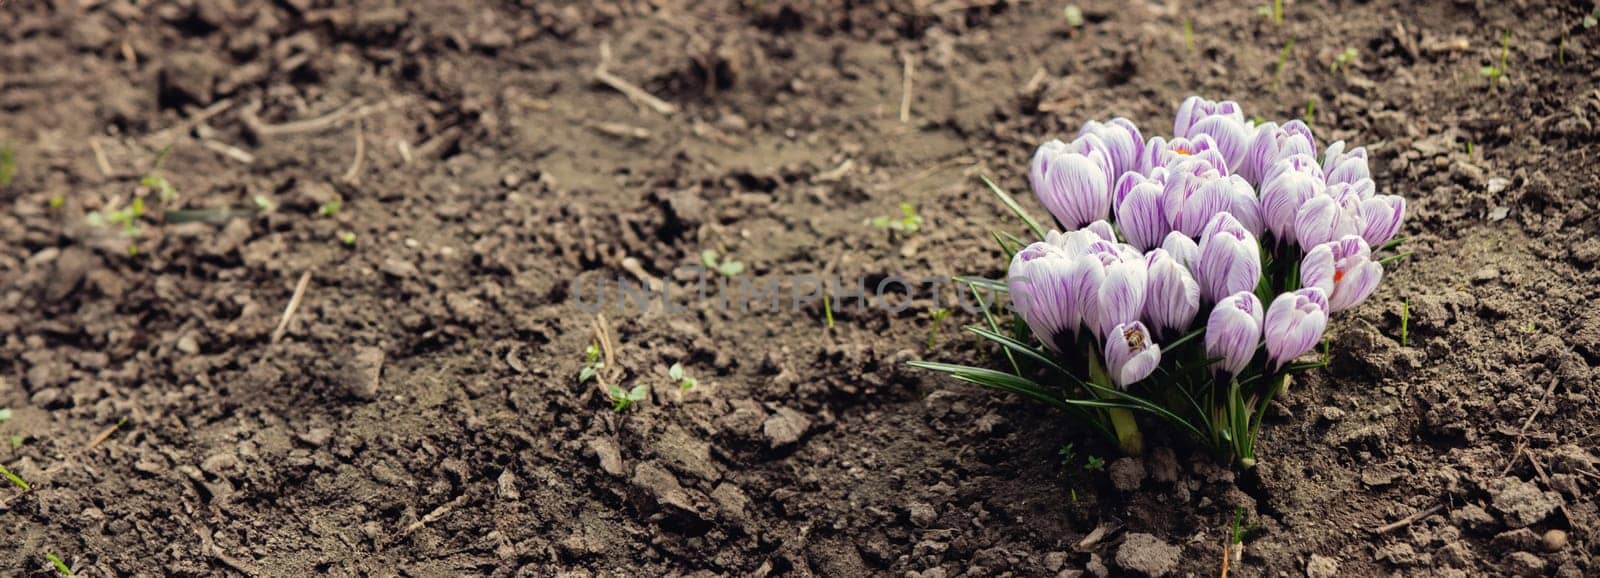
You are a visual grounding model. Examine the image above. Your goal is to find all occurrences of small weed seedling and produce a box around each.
[1304,99,1316,127]
[926,307,953,348]
[669,361,698,391]
[253,194,277,213]
[1255,0,1283,24]
[1273,38,1296,87]
[1183,19,1194,52]
[1480,31,1510,84]
[0,407,11,424]
[1330,48,1358,73]
[1062,5,1084,28]
[1585,7,1599,29]
[339,231,358,246]
[8,436,21,449]
[0,144,15,187]
[320,196,343,217]
[701,249,745,277]
[0,463,30,490]
[578,342,605,383]
[139,146,178,203]
[45,553,74,577]
[1400,298,1410,346]
[49,195,64,210]
[871,202,924,234]
[607,384,648,411]
[1084,454,1106,472]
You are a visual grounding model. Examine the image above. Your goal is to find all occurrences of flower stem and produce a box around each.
[1086,347,1144,455]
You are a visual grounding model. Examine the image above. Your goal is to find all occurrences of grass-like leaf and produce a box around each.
[979,175,1046,239]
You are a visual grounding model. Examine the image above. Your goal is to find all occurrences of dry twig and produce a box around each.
[89,138,114,177]
[1371,503,1444,534]
[594,40,678,116]
[900,50,915,123]
[341,122,366,183]
[270,272,313,344]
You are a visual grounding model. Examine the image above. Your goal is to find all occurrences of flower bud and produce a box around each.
[1224,174,1264,238]
[1205,291,1264,378]
[1093,257,1149,340]
[1079,118,1145,183]
[1162,157,1233,237]
[1104,321,1161,389]
[1143,249,1200,337]
[1174,96,1244,139]
[1116,177,1169,252]
[1032,136,1114,230]
[1264,288,1329,371]
[1300,236,1384,313]
[1084,219,1118,243]
[1293,182,1362,250]
[1358,194,1405,248]
[1322,140,1370,186]
[1241,120,1316,186]
[1007,243,1104,351]
[1142,134,1228,175]
[1160,231,1200,269]
[1194,213,1263,304]
[1189,114,1252,174]
[1259,154,1325,247]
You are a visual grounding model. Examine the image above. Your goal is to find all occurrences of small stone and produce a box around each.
[177,335,200,355]
[342,347,385,401]
[1488,206,1510,221]
[200,452,241,477]
[1319,407,1347,421]
[762,408,811,449]
[1487,177,1511,194]
[1504,551,1546,576]
[1306,554,1339,578]
[1541,529,1568,552]
[380,258,419,278]
[1488,477,1562,527]
[1115,533,1180,577]
[1109,458,1146,492]
[588,437,625,477]
[1044,551,1068,572]
[906,502,937,528]
[297,427,332,448]
[1471,267,1500,283]
[1451,504,1495,529]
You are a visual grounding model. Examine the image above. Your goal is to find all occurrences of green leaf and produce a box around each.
[979,175,1046,240]
[0,408,11,423]
[0,464,29,491]
[669,362,684,381]
[607,384,626,399]
[719,260,745,277]
[0,145,14,187]
[954,276,1008,293]
[578,366,597,383]
[627,384,648,401]
[701,249,720,269]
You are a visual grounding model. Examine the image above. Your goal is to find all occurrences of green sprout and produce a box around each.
[48,195,64,210]
[1255,0,1283,24]
[1183,19,1194,52]
[1304,99,1316,127]
[823,291,835,328]
[607,384,648,412]
[0,407,11,424]
[1084,454,1106,472]
[669,362,699,391]
[319,196,343,217]
[0,144,15,187]
[1480,31,1509,84]
[45,553,73,577]
[578,343,604,383]
[870,202,923,234]
[926,307,953,348]
[90,197,147,241]
[1274,38,1296,87]
[1584,7,1598,29]
[1466,141,1474,156]
[0,463,30,491]
[139,145,178,203]
[1330,48,1358,73]
[8,436,21,449]
[1400,298,1410,346]
[252,194,277,213]
[701,249,745,277]
[338,231,357,246]
[1063,5,1084,28]
[1558,36,1566,66]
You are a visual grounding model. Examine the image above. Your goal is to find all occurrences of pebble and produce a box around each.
[177,335,200,355]
[1542,529,1568,552]
[342,346,385,401]
[1306,554,1339,578]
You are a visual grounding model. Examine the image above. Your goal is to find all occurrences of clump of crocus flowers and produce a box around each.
[913,96,1407,466]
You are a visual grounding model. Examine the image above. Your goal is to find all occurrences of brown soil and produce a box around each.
[3,0,1598,576]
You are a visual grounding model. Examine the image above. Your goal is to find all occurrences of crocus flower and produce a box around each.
[1143,249,1200,337]
[1322,140,1370,186]
[1359,194,1405,247]
[1079,118,1145,182]
[1007,242,1103,351]
[1223,174,1264,238]
[1116,175,1169,252]
[1240,120,1316,186]
[1188,113,1253,174]
[1162,157,1233,237]
[1300,235,1384,313]
[1031,136,1115,230]
[1194,212,1262,304]
[1104,321,1161,389]
[1160,231,1200,269]
[1259,154,1325,247]
[1140,134,1228,175]
[1205,291,1264,378]
[1084,219,1118,243]
[1264,288,1330,371]
[1294,182,1363,250]
[1174,96,1244,140]
[1093,257,1149,340]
